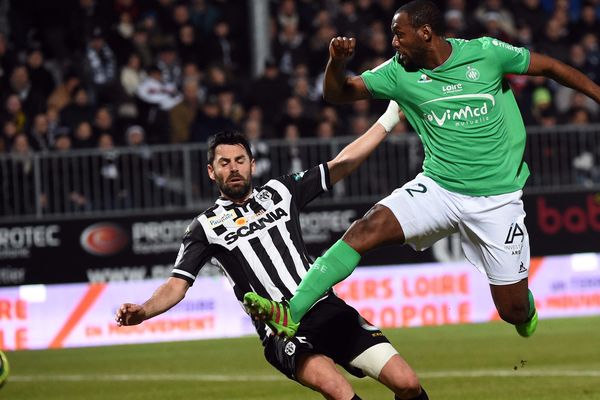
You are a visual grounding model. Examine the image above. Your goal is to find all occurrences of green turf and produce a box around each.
[2,316,600,399]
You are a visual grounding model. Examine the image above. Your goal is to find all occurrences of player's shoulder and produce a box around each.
[460,36,525,53]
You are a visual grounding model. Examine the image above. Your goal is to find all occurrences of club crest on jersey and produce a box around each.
[466,66,480,81]
[256,189,272,202]
[284,341,296,356]
[417,73,432,83]
[224,207,288,244]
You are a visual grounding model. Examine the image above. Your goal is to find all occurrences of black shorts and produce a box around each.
[263,294,390,381]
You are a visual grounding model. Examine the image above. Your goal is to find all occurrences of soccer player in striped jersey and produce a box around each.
[116,102,430,400]
[245,0,600,343]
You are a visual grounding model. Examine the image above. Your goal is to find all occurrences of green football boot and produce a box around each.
[516,309,538,338]
[243,293,299,338]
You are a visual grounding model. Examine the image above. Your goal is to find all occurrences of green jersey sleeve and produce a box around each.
[484,37,530,74]
[360,56,399,100]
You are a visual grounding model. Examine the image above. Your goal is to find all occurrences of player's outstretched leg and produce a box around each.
[243,293,299,337]
[515,289,538,338]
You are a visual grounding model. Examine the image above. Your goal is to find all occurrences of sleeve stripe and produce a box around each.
[319,164,328,192]
[171,268,196,280]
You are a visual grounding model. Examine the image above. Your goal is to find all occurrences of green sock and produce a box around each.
[527,289,536,320]
[289,240,361,321]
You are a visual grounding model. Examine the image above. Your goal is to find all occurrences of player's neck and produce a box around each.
[220,189,253,205]
[425,37,452,70]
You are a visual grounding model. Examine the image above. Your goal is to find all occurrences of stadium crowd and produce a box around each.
[0,0,599,215]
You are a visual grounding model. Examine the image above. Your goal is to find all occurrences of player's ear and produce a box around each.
[207,163,216,181]
[420,25,432,42]
[250,158,256,175]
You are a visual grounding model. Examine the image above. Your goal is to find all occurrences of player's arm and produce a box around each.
[526,52,600,104]
[116,277,189,326]
[327,101,400,185]
[323,36,371,104]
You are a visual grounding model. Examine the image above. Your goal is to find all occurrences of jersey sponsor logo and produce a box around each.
[491,39,524,54]
[442,83,463,94]
[80,223,129,256]
[207,210,237,227]
[420,94,496,127]
[417,73,432,83]
[224,207,288,244]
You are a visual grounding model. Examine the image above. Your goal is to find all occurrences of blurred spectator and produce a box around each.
[204,19,239,71]
[1,120,18,153]
[247,60,291,134]
[513,0,548,36]
[120,53,146,97]
[9,65,45,117]
[190,0,220,35]
[2,94,27,133]
[190,94,234,143]
[28,113,52,151]
[177,24,203,66]
[0,32,16,94]
[529,86,558,126]
[4,133,38,214]
[570,4,600,42]
[536,18,570,63]
[72,121,96,149]
[244,118,271,183]
[96,133,126,210]
[276,96,315,138]
[47,71,81,112]
[474,0,517,38]
[157,44,182,87]
[169,79,200,143]
[84,27,118,104]
[26,47,55,98]
[273,20,308,75]
[92,106,115,137]
[131,28,154,68]
[136,65,182,111]
[60,87,95,131]
[316,119,335,139]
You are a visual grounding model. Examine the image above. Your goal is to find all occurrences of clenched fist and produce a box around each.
[329,36,356,60]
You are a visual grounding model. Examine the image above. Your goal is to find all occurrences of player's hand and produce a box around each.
[329,36,356,61]
[115,303,146,326]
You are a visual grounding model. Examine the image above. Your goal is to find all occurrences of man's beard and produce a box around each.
[217,176,252,200]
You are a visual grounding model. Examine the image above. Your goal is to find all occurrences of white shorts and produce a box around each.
[378,174,530,285]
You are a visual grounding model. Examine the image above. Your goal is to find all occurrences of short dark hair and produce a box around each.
[207,130,253,165]
[396,0,444,35]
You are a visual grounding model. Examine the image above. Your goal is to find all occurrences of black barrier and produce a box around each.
[1,190,598,286]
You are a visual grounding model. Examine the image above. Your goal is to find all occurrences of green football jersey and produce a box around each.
[361,37,531,196]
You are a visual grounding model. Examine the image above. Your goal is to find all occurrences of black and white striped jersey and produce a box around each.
[171,163,332,305]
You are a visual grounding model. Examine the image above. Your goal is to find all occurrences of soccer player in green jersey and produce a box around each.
[244,0,600,341]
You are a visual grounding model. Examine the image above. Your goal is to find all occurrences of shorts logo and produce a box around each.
[505,223,524,244]
[519,262,527,273]
[284,341,296,356]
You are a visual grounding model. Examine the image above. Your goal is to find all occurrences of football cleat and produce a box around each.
[516,310,538,338]
[243,293,299,338]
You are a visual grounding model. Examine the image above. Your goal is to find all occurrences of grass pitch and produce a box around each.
[3,316,600,400]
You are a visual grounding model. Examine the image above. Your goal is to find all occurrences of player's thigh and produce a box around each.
[375,173,460,251]
[459,191,531,285]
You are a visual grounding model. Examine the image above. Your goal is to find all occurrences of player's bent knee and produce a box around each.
[343,206,401,251]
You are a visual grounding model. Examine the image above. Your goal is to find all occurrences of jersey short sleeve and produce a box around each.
[484,37,530,74]
[360,56,399,100]
[277,163,331,209]
[171,218,214,285]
